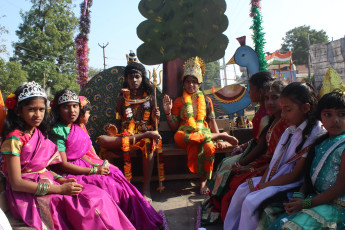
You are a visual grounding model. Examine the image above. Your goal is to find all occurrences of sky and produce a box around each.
[1,0,345,85]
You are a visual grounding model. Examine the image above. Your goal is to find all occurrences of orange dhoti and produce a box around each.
[174,127,215,179]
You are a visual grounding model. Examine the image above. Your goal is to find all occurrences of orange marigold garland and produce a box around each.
[157,140,165,182]
[183,90,206,131]
[121,131,132,180]
[121,88,158,181]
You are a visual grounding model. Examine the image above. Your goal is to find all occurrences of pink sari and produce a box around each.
[2,129,134,230]
[62,124,163,230]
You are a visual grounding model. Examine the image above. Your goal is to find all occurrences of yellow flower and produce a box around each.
[7,93,16,99]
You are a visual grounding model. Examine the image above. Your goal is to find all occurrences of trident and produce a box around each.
[148,68,165,192]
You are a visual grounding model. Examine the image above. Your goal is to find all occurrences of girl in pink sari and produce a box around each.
[1,82,134,230]
[49,89,163,230]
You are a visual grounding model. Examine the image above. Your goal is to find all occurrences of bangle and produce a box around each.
[53,174,63,181]
[292,192,305,199]
[89,165,98,174]
[302,198,312,209]
[35,182,50,196]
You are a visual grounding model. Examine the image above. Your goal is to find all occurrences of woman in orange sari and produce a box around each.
[163,57,238,194]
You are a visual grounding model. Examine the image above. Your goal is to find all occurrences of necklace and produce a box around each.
[123,89,151,134]
[266,118,281,145]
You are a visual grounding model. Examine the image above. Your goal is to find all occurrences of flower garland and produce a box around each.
[121,89,153,180]
[75,0,93,88]
[183,90,206,131]
[121,131,132,180]
[250,0,267,71]
[157,140,165,182]
[122,89,135,134]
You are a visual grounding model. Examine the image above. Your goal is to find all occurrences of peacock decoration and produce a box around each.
[206,36,259,117]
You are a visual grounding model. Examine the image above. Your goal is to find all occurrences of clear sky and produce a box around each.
[1,0,344,83]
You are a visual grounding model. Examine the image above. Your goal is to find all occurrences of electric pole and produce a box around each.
[98,42,109,70]
[222,56,228,86]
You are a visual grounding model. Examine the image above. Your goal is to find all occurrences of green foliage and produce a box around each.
[202,61,221,90]
[11,0,78,75]
[137,0,228,64]
[88,67,103,79]
[281,25,328,65]
[0,59,28,97]
[26,60,79,96]
[250,6,267,71]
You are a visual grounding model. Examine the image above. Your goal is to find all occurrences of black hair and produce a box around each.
[249,71,274,90]
[50,89,80,126]
[122,62,154,95]
[315,91,345,120]
[263,80,287,95]
[2,85,49,139]
[280,82,318,153]
[80,102,91,116]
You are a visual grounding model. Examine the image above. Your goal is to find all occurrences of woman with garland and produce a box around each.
[162,56,239,194]
[96,62,161,201]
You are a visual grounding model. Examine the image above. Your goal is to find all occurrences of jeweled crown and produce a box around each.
[182,56,206,84]
[18,81,47,102]
[58,90,80,104]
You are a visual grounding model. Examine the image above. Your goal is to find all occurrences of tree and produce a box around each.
[0,59,28,98]
[88,67,103,79]
[137,0,228,65]
[281,25,328,65]
[27,60,79,97]
[11,0,78,74]
[203,61,221,90]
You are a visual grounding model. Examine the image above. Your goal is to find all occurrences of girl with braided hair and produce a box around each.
[224,82,325,230]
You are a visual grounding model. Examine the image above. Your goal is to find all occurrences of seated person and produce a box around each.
[96,62,161,200]
[201,80,288,224]
[162,56,238,194]
[49,89,163,229]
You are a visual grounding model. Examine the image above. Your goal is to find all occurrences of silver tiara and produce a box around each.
[18,81,47,102]
[58,90,80,104]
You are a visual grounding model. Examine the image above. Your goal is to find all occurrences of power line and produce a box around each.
[16,44,52,59]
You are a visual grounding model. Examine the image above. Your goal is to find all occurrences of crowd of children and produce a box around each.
[1,55,345,230]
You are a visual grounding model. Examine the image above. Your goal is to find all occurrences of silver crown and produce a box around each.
[58,90,80,104]
[18,81,47,102]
